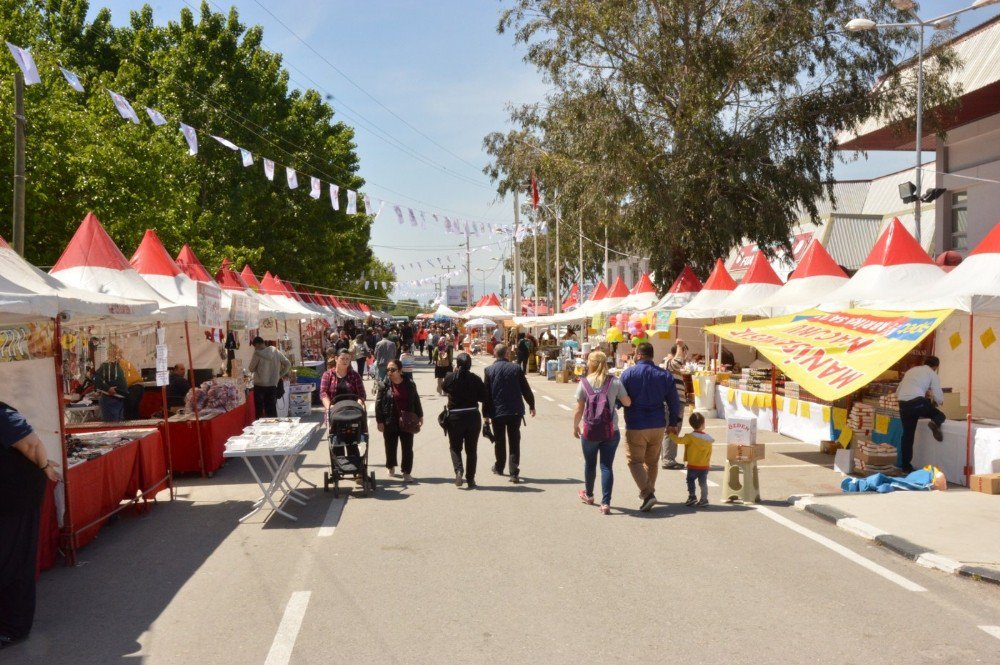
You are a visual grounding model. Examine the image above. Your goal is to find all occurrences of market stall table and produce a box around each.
[166,400,253,475]
[223,418,318,522]
[716,386,833,444]
[912,419,1000,487]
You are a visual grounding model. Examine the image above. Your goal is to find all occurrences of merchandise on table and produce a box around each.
[185,377,245,415]
[65,429,154,467]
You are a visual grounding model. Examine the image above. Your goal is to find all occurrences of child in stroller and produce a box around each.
[324,393,375,496]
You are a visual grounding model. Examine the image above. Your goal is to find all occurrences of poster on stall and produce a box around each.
[654,310,673,332]
[197,281,224,330]
[155,343,169,386]
[706,308,952,402]
[0,322,55,362]
[229,293,260,330]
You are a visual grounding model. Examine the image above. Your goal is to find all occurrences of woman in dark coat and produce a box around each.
[375,359,423,483]
[442,352,487,489]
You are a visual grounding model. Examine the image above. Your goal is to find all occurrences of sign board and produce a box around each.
[654,310,673,332]
[728,232,814,274]
[447,284,473,308]
[155,344,169,386]
[196,281,224,330]
[229,293,260,330]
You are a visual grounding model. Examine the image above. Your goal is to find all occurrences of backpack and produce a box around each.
[580,377,614,441]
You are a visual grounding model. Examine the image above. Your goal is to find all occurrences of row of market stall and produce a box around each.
[1,211,383,568]
[510,217,1000,488]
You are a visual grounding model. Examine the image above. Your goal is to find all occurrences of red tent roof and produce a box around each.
[588,281,608,301]
[0,235,9,249]
[561,284,580,309]
[277,277,303,301]
[703,259,737,291]
[862,217,933,268]
[259,271,286,297]
[215,258,250,291]
[605,277,630,298]
[630,273,656,294]
[667,266,703,294]
[789,240,848,280]
[484,293,502,307]
[52,212,132,272]
[360,303,371,313]
[130,229,183,277]
[175,244,215,283]
[241,264,262,290]
[970,220,1000,256]
[741,252,783,286]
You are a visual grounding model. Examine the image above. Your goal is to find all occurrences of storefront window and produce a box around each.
[949,191,967,251]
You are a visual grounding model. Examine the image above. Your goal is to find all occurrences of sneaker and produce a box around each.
[697,497,709,506]
[928,421,943,442]
[387,467,396,477]
[401,473,415,483]
[599,504,611,515]
[454,471,464,487]
[466,480,477,489]
[685,495,697,506]
[509,475,521,484]
[578,489,595,505]
[667,462,686,470]
[491,464,503,476]
[640,494,657,512]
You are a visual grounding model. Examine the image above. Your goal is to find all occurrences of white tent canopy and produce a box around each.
[674,259,738,320]
[433,303,465,319]
[463,294,512,319]
[757,239,849,316]
[613,273,658,312]
[715,251,784,317]
[647,266,702,312]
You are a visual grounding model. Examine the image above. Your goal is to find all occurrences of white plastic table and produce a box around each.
[224,419,318,522]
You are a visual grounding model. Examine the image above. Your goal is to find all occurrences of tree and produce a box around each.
[487,1,960,281]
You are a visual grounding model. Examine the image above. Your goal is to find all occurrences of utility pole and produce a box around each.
[604,225,609,284]
[578,215,584,297]
[533,207,539,313]
[12,73,26,257]
[544,225,551,312]
[554,195,561,315]
[512,190,522,315]
[465,230,472,309]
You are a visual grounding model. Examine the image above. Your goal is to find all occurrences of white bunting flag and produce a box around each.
[108,90,140,123]
[286,167,298,189]
[420,212,428,229]
[329,184,340,209]
[179,123,198,155]
[5,43,41,85]
[408,208,418,227]
[145,107,167,126]
[364,281,369,290]
[479,222,486,233]
[240,148,253,167]
[433,214,440,226]
[310,176,321,199]
[373,200,385,221]
[211,135,239,151]
[363,194,372,214]
[263,158,275,180]
[444,217,453,232]
[59,66,85,92]
[346,190,357,214]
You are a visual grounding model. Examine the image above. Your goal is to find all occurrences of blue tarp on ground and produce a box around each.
[841,469,935,493]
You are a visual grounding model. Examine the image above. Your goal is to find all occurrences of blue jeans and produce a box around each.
[99,395,125,422]
[581,431,620,506]
[686,469,708,499]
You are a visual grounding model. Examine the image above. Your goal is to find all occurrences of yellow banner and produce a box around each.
[706,309,952,401]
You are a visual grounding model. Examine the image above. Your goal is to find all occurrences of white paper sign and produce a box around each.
[196,281,224,330]
[229,293,260,330]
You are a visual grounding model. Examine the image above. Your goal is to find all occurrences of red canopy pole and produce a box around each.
[771,365,779,432]
[53,316,76,565]
[184,320,206,477]
[965,313,974,485]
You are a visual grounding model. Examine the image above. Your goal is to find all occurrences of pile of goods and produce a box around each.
[847,402,875,436]
[185,378,243,415]
[65,430,150,467]
[854,440,899,474]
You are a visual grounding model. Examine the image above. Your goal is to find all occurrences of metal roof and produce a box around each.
[823,216,884,271]
[794,181,871,220]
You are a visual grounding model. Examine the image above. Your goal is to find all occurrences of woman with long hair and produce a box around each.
[375,359,423,482]
[350,334,369,376]
[442,352,486,489]
[572,350,631,515]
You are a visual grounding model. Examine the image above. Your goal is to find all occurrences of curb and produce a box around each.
[787,495,1000,586]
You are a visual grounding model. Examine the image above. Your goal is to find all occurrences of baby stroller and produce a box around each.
[323,393,375,497]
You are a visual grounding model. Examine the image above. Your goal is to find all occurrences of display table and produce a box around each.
[167,401,252,475]
[912,419,1000,487]
[224,419,318,522]
[64,403,100,424]
[715,386,833,444]
[64,428,166,550]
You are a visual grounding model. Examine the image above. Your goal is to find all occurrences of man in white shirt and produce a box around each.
[895,356,946,473]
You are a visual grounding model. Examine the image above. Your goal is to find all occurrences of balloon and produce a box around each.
[606,326,624,343]
[608,314,617,327]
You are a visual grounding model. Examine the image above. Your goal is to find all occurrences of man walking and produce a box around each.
[484,344,536,483]
[896,356,946,473]
[373,334,397,381]
[248,336,291,419]
[619,342,682,511]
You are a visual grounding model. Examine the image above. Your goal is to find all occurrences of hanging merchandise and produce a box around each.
[108,90,140,124]
[60,66,85,92]
[179,123,198,155]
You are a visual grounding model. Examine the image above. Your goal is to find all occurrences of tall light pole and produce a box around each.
[512,190,522,315]
[846,0,998,247]
[476,267,489,296]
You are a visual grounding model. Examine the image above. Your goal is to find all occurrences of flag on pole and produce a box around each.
[329,184,339,210]
[263,158,275,180]
[286,167,298,189]
[531,172,540,209]
[346,190,357,214]
[108,90,140,123]
[145,107,167,126]
[59,66,85,92]
[240,148,253,167]
[212,135,239,151]
[5,43,41,85]
[310,176,321,199]
[179,123,198,155]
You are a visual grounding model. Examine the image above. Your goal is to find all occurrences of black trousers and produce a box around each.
[492,415,522,477]
[517,353,529,374]
[447,412,481,481]
[899,397,946,469]
[253,385,278,418]
[125,384,145,420]
[355,359,366,375]
[383,426,414,474]
[0,506,40,640]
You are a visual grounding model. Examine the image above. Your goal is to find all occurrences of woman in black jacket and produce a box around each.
[442,352,487,489]
[375,359,423,483]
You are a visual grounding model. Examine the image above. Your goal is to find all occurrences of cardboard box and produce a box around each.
[857,451,898,467]
[727,443,765,463]
[969,473,1000,495]
[940,391,965,420]
[820,440,839,455]
[726,417,757,444]
[555,370,570,383]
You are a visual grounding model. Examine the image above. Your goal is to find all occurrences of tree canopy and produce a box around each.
[0,0,388,301]
[485,0,959,283]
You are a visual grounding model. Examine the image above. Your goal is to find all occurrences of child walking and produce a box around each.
[669,411,714,506]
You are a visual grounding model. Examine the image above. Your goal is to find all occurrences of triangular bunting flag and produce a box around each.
[240,148,253,167]
[420,212,428,229]
[108,90,140,123]
[394,205,404,224]
[59,66,84,92]
[211,135,239,151]
[408,208,418,227]
[5,43,40,85]
[179,123,198,155]
[145,107,167,126]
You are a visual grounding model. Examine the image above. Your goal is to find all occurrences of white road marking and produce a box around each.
[317,497,346,537]
[707,479,719,487]
[542,395,555,402]
[979,626,1000,641]
[753,506,926,593]
[757,463,835,469]
[264,591,311,665]
[558,404,572,411]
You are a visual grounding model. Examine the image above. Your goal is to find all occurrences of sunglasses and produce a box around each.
[387,367,400,373]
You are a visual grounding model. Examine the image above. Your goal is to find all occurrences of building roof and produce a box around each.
[839,15,1000,151]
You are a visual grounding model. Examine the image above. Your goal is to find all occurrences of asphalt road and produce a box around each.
[10,357,1000,664]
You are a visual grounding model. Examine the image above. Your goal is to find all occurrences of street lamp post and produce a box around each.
[846,0,999,247]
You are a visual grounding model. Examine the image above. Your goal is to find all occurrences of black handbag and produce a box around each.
[482,421,495,443]
[437,406,449,433]
[275,379,285,399]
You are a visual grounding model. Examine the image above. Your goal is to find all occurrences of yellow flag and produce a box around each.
[949,331,962,350]
[982,327,997,349]
[822,406,831,423]
[741,392,751,407]
[776,395,784,411]
[837,427,852,447]
[833,407,848,429]
[727,388,736,403]
[799,401,811,418]
[692,379,702,397]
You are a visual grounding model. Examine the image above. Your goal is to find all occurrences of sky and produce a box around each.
[88,1,1000,303]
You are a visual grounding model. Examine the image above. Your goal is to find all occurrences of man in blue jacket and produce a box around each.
[620,342,682,512]
[484,344,536,483]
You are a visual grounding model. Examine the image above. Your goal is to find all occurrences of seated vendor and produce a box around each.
[167,363,192,408]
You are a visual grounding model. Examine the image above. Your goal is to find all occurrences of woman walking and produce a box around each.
[350,334,369,376]
[375,359,423,483]
[442,352,486,488]
[573,350,631,515]
[434,334,453,395]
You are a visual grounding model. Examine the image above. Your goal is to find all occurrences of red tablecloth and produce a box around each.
[167,400,251,475]
[36,480,59,574]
